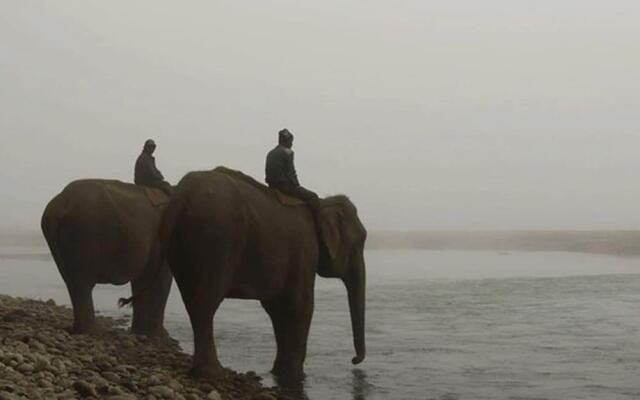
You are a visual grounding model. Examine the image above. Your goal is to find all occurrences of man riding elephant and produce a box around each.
[156,166,367,379]
[135,139,172,195]
[265,129,319,208]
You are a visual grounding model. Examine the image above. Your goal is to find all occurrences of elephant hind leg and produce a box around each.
[189,307,224,379]
[56,231,100,334]
[130,263,172,337]
[175,262,227,379]
[186,292,225,379]
[67,283,97,334]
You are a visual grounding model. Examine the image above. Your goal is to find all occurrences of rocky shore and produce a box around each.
[0,295,281,400]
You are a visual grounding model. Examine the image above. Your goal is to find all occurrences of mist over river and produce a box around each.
[1,248,640,400]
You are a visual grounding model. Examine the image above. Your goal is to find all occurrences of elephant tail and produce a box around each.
[117,295,135,308]
[118,196,186,308]
[117,294,136,308]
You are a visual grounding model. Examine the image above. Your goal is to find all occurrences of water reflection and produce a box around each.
[351,369,371,400]
[273,374,309,400]
[273,369,371,400]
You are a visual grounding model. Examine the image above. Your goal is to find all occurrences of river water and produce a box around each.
[1,248,640,400]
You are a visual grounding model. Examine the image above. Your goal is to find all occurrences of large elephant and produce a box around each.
[158,167,367,379]
[41,179,172,336]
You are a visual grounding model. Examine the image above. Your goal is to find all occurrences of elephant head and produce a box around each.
[317,195,367,366]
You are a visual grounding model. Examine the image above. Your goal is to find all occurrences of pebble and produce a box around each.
[252,393,278,400]
[73,380,97,397]
[102,371,121,383]
[207,389,222,400]
[149,385,174,398]
[0,295,280,400]
[16,363,34,374]
[147,375,163,386]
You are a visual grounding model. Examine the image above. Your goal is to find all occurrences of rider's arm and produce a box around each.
[149,158,165,181]
[286,149,300,187]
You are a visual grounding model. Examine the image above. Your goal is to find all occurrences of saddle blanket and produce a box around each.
[144,187,170,207]
[274,190,306,207]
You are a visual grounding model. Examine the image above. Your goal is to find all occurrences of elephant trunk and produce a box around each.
[345,255,366,365]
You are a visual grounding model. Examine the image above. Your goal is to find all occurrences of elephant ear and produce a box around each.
[319,207,342,262]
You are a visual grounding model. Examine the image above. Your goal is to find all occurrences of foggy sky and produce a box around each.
[1,1,639,232]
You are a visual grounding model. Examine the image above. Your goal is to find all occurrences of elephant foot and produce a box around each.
[272,372,306,398]
[190,363,226,381]
[271,364,306,382]
[130,324,169,339]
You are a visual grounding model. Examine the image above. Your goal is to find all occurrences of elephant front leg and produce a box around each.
[262,295,313,380]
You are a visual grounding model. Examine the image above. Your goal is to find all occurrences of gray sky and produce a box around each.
[1,1,639,232]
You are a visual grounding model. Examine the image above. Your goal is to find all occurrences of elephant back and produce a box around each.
[56,179,162,228]
[210,166,307,208]
[63,178,135,201]
[42,179,165,284]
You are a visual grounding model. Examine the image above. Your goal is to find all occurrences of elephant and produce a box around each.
[156,167,367,379]
[41,179,172,336]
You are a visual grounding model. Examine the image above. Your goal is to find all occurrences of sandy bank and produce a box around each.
[0,295,281,400]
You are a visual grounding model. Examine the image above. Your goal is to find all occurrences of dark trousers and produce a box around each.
[137,180,173,196]
[158,181,174,196]
[271,183,320,209]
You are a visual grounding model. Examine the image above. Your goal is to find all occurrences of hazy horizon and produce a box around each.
[2,1,639,233]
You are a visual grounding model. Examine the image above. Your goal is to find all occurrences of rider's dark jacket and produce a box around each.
[265,145,299,188]
[134,151,165,188]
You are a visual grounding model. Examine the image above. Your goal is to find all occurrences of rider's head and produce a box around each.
[278,129,294,149]
[143,139,157,155]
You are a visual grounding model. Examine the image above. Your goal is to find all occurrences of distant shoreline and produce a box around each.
[0,232,45,247]
[367,230,640,258]
[0,253,52,261]
[3,230,640,259]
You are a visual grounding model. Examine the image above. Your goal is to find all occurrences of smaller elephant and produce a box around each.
[158,167,367,379]
[41,179,172,336]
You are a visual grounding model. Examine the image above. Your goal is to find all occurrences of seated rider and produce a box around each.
[134,139,172,195]
[265,129,320,208]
